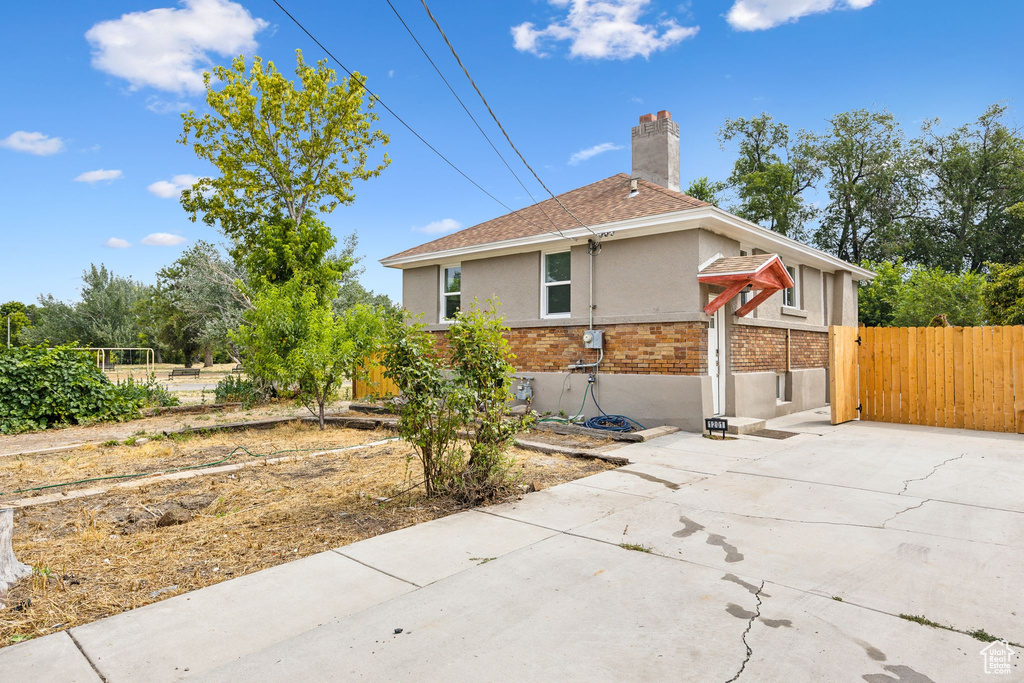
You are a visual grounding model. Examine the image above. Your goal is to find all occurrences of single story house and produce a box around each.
[381,111,874,431]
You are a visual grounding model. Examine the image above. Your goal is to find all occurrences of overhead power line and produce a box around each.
[382,0,568,240]
[418,0,597,237]
[269,0,569,242]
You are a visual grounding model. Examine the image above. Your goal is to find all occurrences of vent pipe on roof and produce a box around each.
[631,110,680,192]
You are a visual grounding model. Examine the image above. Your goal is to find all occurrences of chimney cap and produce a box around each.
[657,110,671,120]
[638,113,656,124]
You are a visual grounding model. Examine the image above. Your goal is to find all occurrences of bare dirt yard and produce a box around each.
[0,421,614,647]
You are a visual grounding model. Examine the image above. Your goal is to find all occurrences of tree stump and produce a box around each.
[0,508,31,609]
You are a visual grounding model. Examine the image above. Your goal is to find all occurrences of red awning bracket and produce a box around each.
[698,254,794,316]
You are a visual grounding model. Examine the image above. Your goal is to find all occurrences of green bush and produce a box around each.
[114,375,180,409]
[214,374,273,408]
[0,345,143,433]
[383,300,529,503]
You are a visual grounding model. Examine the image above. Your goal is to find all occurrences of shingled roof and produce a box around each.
[698,253,778,276]
[383,173,708,262]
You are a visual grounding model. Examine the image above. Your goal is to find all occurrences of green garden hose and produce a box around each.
[537,383,591,425]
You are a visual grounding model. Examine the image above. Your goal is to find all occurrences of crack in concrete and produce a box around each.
[898,453,965,495]
[880,499,932,527]
[725,580,764,682]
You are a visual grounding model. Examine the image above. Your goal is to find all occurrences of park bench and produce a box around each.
[231,363,244,373]
[168,368,200,380]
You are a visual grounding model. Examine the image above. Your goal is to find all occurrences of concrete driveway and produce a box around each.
[3,410,1022,681]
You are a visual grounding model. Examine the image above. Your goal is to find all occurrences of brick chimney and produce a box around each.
[631,110,680,192]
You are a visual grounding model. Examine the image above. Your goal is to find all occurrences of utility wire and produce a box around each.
[419,0,597,237]
[382,0,569,240]
[270,0,565,241]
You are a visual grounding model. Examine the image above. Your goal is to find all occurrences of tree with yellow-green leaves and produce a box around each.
[179,49,389,298]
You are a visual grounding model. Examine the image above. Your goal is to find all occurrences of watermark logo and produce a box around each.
[980,640,1015,675]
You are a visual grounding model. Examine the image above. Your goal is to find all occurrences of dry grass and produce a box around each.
[0,422,386,502]
[1,423,614,646]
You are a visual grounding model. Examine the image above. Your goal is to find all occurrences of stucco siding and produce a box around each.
[402,265,439,322]
[461,252,540,321]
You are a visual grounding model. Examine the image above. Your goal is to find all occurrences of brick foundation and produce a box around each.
[433,321,707,375]
[730,324,828,373]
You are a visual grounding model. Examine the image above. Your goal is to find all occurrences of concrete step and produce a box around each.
[721,416,767,435]
[633,425,680,441]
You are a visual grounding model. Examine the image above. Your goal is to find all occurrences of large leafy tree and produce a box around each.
[907,104,1024,272]
[718,114,820,238]
[983,261,1024,325]
[810,109,922,263]
[858,259,986,327]
[179,50,389,298]
[28,265,150,351]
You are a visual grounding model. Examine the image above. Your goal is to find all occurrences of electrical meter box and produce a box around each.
[582,329,603,349]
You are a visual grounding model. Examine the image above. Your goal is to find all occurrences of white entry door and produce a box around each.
[708,308,725,415]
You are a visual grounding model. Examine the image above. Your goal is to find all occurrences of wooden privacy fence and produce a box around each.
[352,356,399,401]
[832,325,1024,433]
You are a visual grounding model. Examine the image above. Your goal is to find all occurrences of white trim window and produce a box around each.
[542,251,571,318]
[783,265,800,308]
[441,264,461,321]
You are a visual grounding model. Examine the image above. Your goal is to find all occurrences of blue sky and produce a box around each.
[2,0,1022,306]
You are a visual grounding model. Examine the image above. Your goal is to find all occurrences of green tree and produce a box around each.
[891,268,986,327]
[718,113,820,238]
[858,259,908,327]
[179,50,389,297]
[983,262,1024,325]
[684,176,727,205]
[28,265,150,353]
[332,233,398,314]
[859,260,986,327]
[810,109,922,263]
[1,302,33,347]
[908,104,1024,272]
[234,282,384,429]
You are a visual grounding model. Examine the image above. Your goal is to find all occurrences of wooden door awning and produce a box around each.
[699,254,794,316]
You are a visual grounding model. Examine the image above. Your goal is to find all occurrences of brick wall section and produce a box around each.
[731,325,787,373]
[730,325,828,372]
[791,329,828,369]
[432,321,707,375]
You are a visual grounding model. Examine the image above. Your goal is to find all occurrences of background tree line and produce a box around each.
[685,103,1024,327]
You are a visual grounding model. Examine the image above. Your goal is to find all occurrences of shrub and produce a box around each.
[382,317,470,498]
[114,375,180,408]
[447,302,533,502]
[383,301,529,503]
[0,345,142,433]
[214,374,274,407]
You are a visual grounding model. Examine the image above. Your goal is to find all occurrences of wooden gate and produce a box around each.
[830,325,1024,432]
[829,326,860,424]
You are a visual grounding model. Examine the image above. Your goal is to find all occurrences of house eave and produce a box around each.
[381,205,876,280]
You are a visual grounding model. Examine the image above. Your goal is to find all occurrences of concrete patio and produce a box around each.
[3,409,1022,681]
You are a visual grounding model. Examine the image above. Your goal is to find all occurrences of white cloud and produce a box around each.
[511,0,699,59]
[388,69,395,78]
[726,0,876,31]
[147,174,200,198]
[568,142,622,165]
[146,96,192,114]
[412,218,462,235]
[74,169,123,183]
[142,232,188,246]
[0,131,64,155]
[85,0,269,94]
[105,237,131,249]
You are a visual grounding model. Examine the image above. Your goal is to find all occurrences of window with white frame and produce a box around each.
[542,251,571,317]
[783,266,800,308]
[441,265,461,321]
